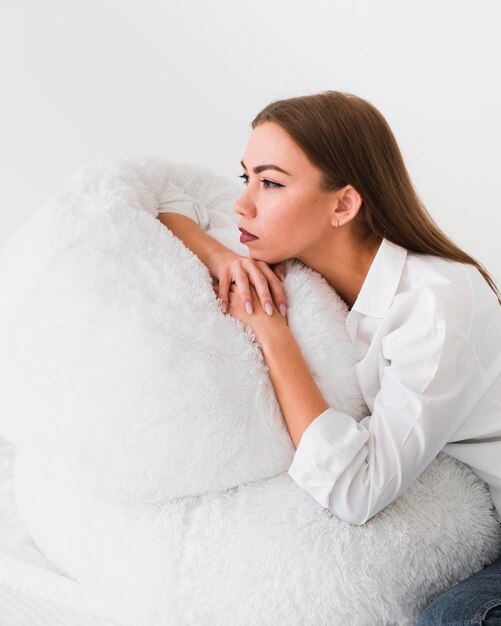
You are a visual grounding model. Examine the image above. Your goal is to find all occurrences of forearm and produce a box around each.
[259,329,329,449]
[156,212,233,274]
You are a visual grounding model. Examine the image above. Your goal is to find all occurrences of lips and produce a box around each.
[238,227,259,239]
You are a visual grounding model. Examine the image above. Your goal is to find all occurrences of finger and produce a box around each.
[256,262,288,318]
[232,265,256,314]
[217,274,231,314]
[243,264,280,316]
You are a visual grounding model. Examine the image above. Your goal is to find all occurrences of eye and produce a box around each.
[238,173,283,189]
[262,179,283,189]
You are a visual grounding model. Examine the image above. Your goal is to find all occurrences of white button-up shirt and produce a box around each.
[288,238,501,525]
[157,182,501,526]
[157,182,212,230]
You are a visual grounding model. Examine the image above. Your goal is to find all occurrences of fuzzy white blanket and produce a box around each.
[0,157,499,626]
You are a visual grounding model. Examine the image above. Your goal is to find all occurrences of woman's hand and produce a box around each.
[214,281,289,345]
[210,251,287,319]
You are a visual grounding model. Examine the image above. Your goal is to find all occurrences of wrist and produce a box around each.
[207,248,238,277]
[259,324,295,356]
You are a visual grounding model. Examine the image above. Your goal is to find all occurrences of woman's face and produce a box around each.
[234,121,337,265]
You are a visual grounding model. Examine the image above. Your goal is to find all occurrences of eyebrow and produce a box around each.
[240,160,291,176]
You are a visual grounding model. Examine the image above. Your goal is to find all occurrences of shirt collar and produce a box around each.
[349,237,407,318]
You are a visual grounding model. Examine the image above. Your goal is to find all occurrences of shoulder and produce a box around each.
[389,251,480,339]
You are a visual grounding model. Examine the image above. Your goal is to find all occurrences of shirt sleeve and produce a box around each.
[287,325,481,525]
[156,181,211,231]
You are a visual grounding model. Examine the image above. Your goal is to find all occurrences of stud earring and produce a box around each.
[336,219,340,229]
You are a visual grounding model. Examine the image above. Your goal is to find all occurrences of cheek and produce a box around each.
[274,206,316,240]
[260,215,312,263]
[257,191,324,254]
[267,194,305,232]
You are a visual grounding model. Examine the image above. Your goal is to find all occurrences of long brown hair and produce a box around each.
[251,90,501,305]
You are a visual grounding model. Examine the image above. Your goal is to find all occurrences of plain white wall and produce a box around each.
[1,0,500,282]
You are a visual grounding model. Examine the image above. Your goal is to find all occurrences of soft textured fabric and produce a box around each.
[0,157,499,626]
[0,435,113,625]
[0,583,115,626]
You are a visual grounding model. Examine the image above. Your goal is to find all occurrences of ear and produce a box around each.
[331,185,362,227]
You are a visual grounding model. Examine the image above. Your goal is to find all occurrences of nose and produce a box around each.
[233,186,257,217]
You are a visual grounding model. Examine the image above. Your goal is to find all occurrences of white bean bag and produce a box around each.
[0,157,499,626]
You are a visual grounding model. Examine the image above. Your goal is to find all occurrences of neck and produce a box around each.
[296,226,383,311]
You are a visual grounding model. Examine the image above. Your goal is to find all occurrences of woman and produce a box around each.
[156,91,501,624]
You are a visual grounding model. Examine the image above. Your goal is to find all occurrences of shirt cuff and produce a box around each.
[287,407,369,509]
[156,182,210,230]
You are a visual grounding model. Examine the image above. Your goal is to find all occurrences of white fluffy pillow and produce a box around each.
[0,157,365,502]
[0,157,499,626]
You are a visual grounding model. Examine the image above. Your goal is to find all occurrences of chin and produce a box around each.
[249,249,281,265]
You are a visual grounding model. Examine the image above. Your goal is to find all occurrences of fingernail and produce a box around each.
[279,272,285,282]
[245,300,253,314]
[265,302,273,316]
[221,301,227,313]
[279,304,286,317]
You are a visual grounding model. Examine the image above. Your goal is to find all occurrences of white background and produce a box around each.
[1,0,500,282]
